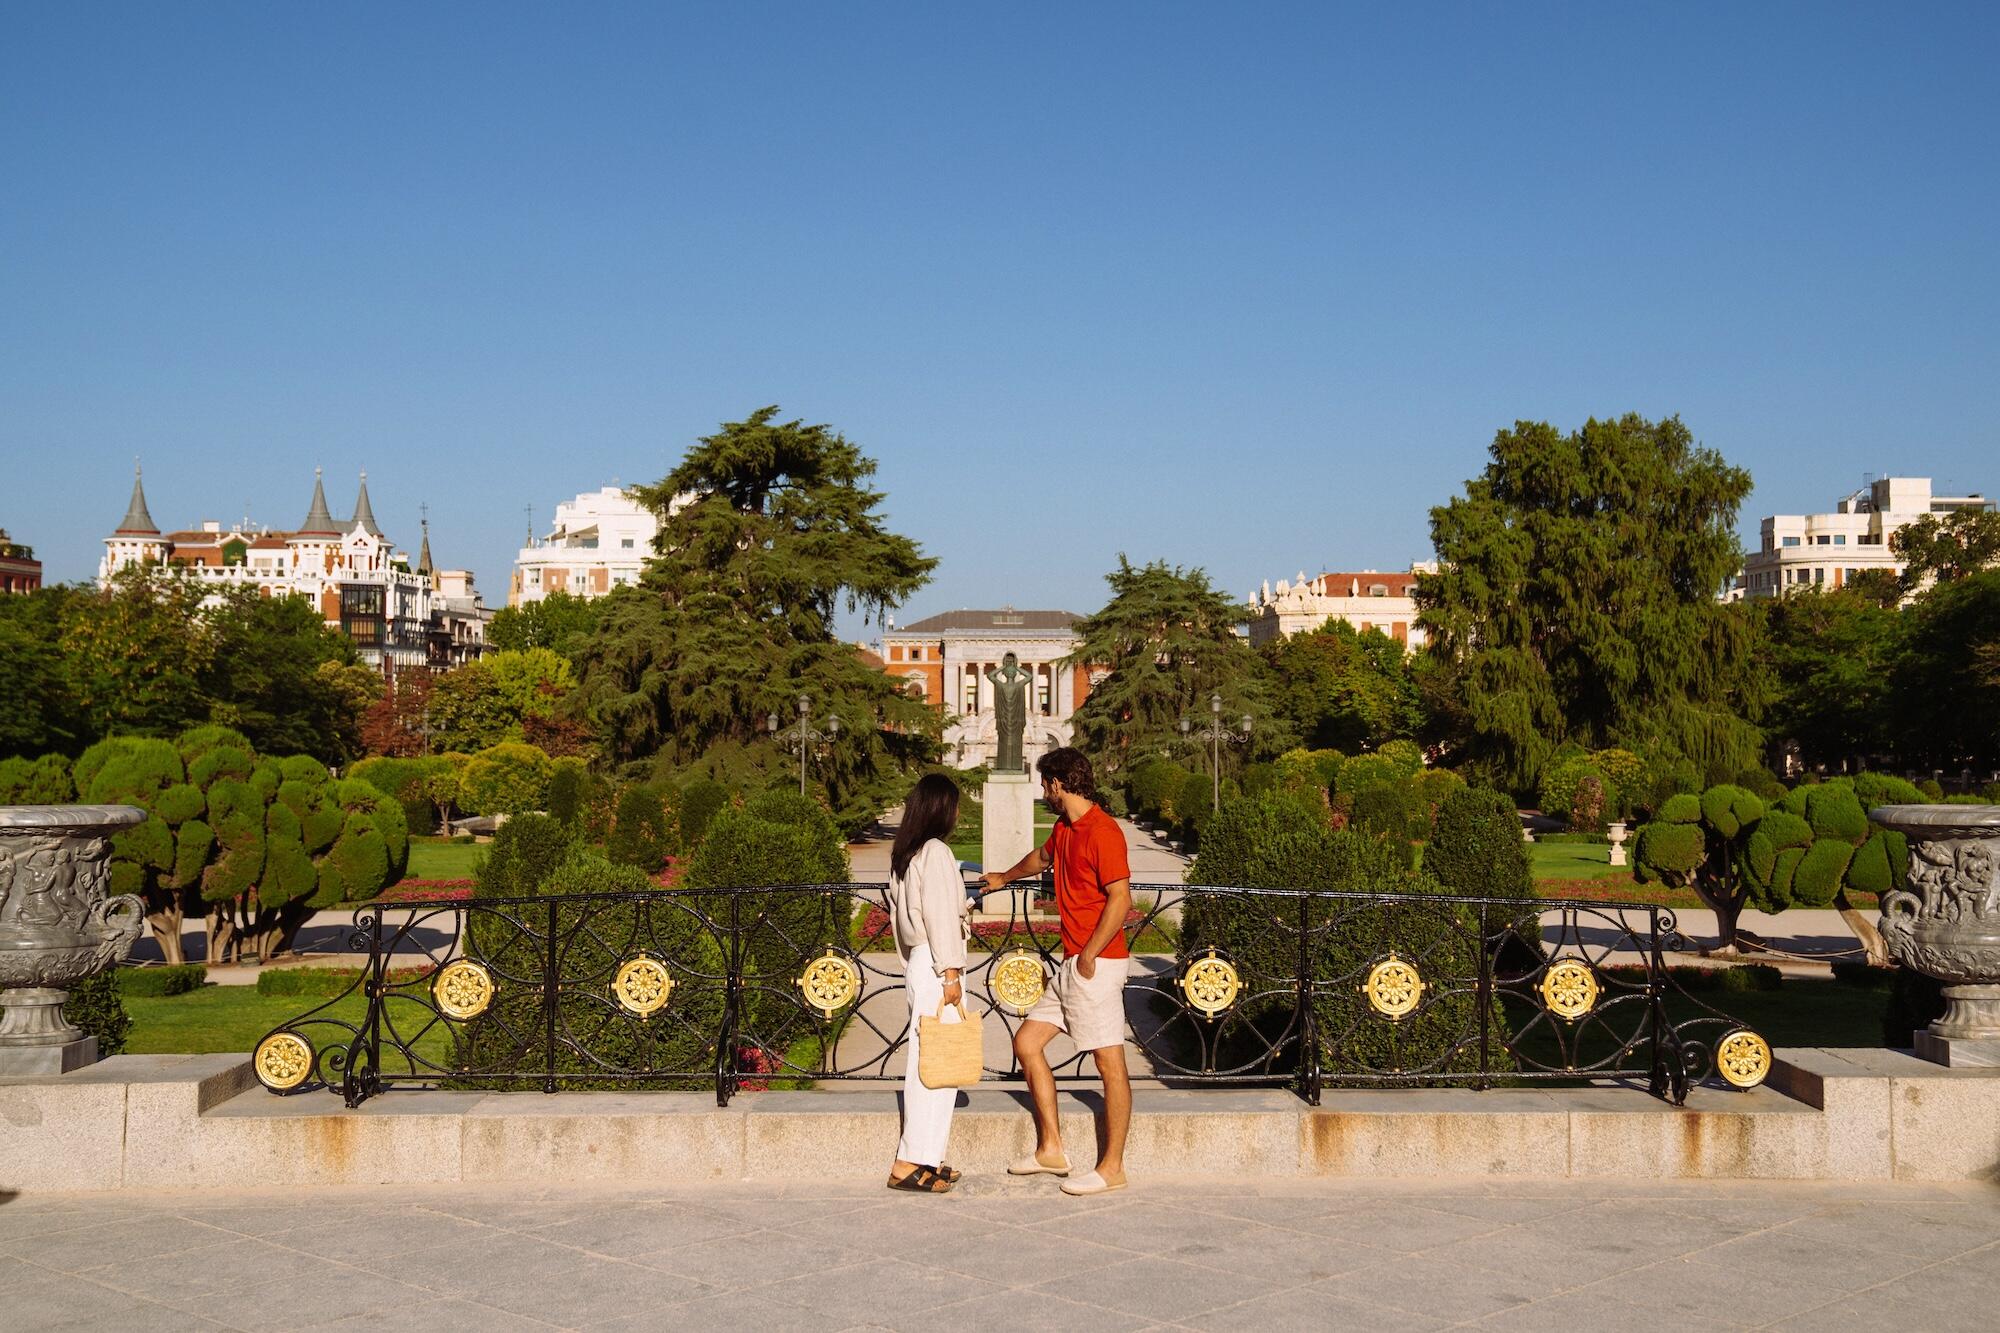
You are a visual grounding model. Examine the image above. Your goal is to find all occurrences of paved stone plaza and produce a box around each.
[3,1175,1996,1331]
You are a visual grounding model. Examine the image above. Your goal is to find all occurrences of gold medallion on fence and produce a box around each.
[1363,954,1425,1020]
[991,949,1047,1015]
[432,960,495,1020]
[254,1032,315,1091]
[1177,949,1241,1019]
[613,956,674,1017]
[1715,1029,1772,1089]
[1538,958,1599,1022]
[796,948,862,1019]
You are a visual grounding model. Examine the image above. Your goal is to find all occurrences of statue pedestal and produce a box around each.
[979,774,1037,921]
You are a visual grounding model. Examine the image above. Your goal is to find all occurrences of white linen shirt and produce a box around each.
[887,839,970,976]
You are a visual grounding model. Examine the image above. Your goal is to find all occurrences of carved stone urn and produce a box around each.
[0,805,148,1075]
[1873,804,2000,1066]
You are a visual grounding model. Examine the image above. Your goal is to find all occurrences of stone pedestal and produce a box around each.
[0,1033,97,1077]
[1913,1030,2000,1069]
[979,773,1037,920]
[1607,822,1628,867]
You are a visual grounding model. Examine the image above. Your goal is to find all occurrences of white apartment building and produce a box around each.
[1244,564,1436,649]
[1736,477,1993,599]
[509,486,672,606]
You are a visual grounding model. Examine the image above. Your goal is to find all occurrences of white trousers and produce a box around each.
[897,943,962,1166]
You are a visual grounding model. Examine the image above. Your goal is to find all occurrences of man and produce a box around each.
[983,746,1132,1195]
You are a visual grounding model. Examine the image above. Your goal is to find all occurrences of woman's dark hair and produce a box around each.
[891,773,961,880]
[1036,746,1096,801]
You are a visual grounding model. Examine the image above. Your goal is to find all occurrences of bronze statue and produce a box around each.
[984,653,1032,773]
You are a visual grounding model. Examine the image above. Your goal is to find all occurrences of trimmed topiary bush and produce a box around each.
[608,783,677,870]
[676,778,730,847]
[62,972,131,1057]
[116,963,207,998]
[1425,788,1531,899]
[1183,793,1513,1085]
[0,754,76,804]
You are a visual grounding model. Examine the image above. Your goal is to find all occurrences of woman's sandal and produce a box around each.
[887,1164,953,1193]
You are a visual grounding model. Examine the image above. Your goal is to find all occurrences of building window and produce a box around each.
[1834,534,1846,545]
[621,538,634,549]
[1782,537,1802,547]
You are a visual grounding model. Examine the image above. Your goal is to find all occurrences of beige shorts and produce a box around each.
[1024,954,1130,1052]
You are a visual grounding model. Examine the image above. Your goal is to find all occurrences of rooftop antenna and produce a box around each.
[524,503,534,546]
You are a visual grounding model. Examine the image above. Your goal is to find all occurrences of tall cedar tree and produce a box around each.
[570,407,939,829]
[1891,570,2000,770]
[1418,415,1765,793]
[1065,557,1277,779]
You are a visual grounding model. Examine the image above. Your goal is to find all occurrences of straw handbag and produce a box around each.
[918,1001,984,1089]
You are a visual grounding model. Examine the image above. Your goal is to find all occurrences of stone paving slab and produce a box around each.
[1,1176,1996,1331]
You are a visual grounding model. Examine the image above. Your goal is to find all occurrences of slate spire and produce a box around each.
[115,462,159,535]
[298,467,342,536]
[350,471,384,539]
[416,513,434,578]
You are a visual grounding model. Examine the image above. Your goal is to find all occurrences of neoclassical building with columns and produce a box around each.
[880,608,1097,771]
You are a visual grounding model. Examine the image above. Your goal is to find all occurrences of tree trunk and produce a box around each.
[1834,890,1889,966]
[1689,876,1747,954]
[205,905,238,968]
[146,899,185,966]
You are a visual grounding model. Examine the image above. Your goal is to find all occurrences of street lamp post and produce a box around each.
[1179,692,1252,812]
[768,694,841,796]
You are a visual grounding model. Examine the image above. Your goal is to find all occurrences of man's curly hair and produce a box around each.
[1035,746,1096,801]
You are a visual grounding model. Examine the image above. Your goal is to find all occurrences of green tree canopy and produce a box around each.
[569,407,940,831]
[1262,618,1422,753]
[1891,570,2000,770]
[487,589,605,659]
[1418,414,1765,793]
[1754,586,1903,771]
[1066,556,1275,779]
[2,572,373,764]
[1892,509,2000,590]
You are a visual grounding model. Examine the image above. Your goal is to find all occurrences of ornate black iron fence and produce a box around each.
[250,881,1774,1108]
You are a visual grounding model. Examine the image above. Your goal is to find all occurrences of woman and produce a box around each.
[885,773,972,1193]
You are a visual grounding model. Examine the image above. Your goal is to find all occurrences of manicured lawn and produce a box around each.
[124,985,452,1063]
[123,986,372,1054]
[1527,840,1630,881]
[403,837,484,881]
[1676,977,1885,1050]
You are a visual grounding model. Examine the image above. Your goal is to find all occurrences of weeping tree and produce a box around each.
[569,407,940,832]
[1418,414,1766,795]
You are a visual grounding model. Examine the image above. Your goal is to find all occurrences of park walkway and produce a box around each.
[3,1175,1996,1330]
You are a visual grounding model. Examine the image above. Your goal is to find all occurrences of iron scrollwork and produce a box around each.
[252,878,1772,1108]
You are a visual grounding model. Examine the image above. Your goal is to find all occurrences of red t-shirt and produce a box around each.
[1041,804,1132,959]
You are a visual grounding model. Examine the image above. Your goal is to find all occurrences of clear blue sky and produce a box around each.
[4,3,1995,634]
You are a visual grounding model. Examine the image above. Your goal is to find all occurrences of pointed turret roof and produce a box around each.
[115,464,159,535]
[297,467,343,536]
[416,518,434,577]
[349,471,384,539]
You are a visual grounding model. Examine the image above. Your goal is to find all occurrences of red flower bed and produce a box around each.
[374,879,475,903]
